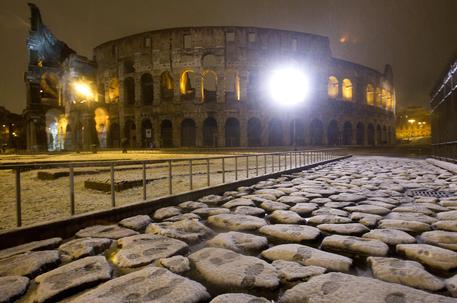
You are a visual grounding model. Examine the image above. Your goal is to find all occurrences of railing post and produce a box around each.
[272,154,275,172]
[207,159,210,186]
[289,152,292,168]
[264,154,267,174]
[168,160,172,195]
[222,158,225,183]
[142,163,147,200]
[110,164,115,207]
[15,168,22,227]
[189,160,193,190]
[235,157,238,180]
[278,154,281,171]
[69,166,75,215]
[255,155,259,176]
[246,156,249,178]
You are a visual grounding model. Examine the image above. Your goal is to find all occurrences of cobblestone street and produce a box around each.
[2,156,457,302]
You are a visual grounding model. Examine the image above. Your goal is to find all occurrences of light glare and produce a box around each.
[73,81,94,99]
[268,67,308,106]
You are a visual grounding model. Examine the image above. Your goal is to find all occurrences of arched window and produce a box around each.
[181,119,196,147]
[141,73,154,105]
[342,79,352,101]
[225,118,240,147]
[123,77,135,105]
[203,117,218,147]
[108,78,119,103]
[160,72,174,100]
[202,70,217,103]
[376,87,382,107]
[366,84,374,105]
[225,70,240,102]
[94,107,109,148]
[179,70,196,100]
[328,76,338,98]
[123,60,135,74]
[247,117,262,146]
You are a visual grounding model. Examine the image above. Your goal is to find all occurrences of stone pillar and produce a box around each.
[172,118,181,147]
[153,119,161,148]
[261,119,269,147]
[135,112,142,148]
[240,117,247,147]
[217,116,225,147]
[196,118,203,147]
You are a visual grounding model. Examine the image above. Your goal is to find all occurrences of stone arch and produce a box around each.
[124,119,136,147]
[269,118,283,146]
[225,117,240,147]
[383,125,387,144]
[342,121,353,145]
[160,71,174,100]
[356,122,365,145]
[109,122,120,148]
[141,118,153,148]
[124,77,135,105]
[179,70,197,100]
[202,54,217,68]
[376,124,382,145]
[310,119,324,145]
[328,76,338,98]
[203,117,218,147]
[202,70,217,103]
[327,120,339,145]
[247,117,262,147]
[181,119,196,147]
[108,78,120,103]
[160,120,173,147]
[290,119,305,146]
[342,79,352,101]
[141,73,154,105]
[94,107,109,148]
[225,69,240,102]
[366,84,374,105]
[367,123,375,146]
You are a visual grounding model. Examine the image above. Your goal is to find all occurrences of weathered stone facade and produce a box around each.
[93,27,396,149]
[24,3,395,150]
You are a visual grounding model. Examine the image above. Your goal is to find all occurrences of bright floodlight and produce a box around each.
[72,81,94,99]
[268,67,308,106]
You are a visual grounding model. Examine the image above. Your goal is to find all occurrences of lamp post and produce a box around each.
[407,119,416,142]
[72,80,95,151]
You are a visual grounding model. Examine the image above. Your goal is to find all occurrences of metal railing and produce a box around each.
[432,141,457,163]
[0,149,346,229]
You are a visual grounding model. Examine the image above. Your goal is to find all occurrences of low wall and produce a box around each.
[0,155,351,249]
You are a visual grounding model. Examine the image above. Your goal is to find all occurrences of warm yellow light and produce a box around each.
[73,81,94,99]
[408,119,416,124]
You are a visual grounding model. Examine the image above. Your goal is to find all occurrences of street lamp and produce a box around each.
[72,79,95,151]
[268,66,309,149]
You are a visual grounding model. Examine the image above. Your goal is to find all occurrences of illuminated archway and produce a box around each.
[45,109,64,151]
[376,87,382,107]
[366,84,374,105]
[381,89,388,109]
[160,72,174,100]
[94,107,109,148]
[202,70,217,103]
[108,78,120,103]
[180,70,196,100]
[225,70,240,102]
[328,76,338,98]
[342,79,352,101]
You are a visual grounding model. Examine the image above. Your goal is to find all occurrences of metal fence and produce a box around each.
[0,149,345,229]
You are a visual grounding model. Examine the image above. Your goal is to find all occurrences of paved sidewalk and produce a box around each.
[1,156,457,303]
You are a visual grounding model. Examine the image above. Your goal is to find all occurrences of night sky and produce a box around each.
[0,0,456,114]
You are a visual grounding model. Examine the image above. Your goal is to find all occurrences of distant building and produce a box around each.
[430,56,457,162]
[24,4,396,151]
[395,106,431,143]
[0,106,24,150]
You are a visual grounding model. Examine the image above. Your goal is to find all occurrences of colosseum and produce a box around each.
[24,6,396,151]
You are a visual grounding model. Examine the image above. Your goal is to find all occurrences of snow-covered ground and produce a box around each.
[0,151,311,230]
